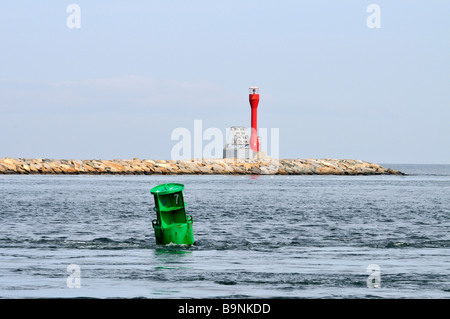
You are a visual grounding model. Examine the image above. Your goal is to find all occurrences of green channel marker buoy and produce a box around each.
[150,183,194,245]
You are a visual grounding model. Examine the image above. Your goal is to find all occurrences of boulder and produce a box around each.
[251,166,262,174]
[211,163,225,173]
[82,163,97,174]
[40,164,55,174]
[102,160,126,173]
[0,159,17,170]
[60,164,79,174]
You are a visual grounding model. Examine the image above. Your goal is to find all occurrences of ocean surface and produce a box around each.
[0,164,449,298]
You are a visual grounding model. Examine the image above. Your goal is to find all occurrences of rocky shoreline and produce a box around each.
[0,157,405,175]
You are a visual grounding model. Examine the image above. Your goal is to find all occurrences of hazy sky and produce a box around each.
[1,1,449,164]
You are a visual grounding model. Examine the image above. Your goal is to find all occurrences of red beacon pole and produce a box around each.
[249,86,260,152]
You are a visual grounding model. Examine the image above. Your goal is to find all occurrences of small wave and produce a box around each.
[192,237,256,251]
[385,241,411,248]
[0,236,154,250]
[92,237,116,243]
[369,239,450,249]
[214,280,238,286]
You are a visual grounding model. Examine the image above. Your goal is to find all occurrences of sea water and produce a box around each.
[0,164,449,298]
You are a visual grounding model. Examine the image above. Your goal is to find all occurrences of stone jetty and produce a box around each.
[0,157,405,175]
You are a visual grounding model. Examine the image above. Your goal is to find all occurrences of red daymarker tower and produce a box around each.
[249,86,260,152]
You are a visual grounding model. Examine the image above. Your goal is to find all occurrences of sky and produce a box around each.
[0,0,449,164]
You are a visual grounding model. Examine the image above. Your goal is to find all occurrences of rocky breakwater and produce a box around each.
[0,157,405,175]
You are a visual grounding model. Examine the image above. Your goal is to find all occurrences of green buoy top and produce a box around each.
[150,183,185,195]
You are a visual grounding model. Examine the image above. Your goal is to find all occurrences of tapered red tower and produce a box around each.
[249,86,260,152]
